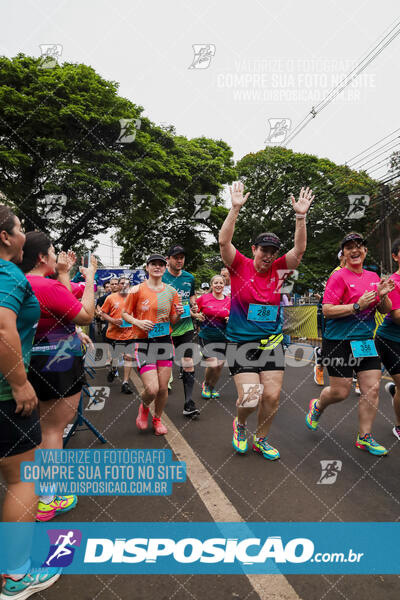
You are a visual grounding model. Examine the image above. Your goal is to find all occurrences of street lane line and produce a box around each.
[130,370,301,600]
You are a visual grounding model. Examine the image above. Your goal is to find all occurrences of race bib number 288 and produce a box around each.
[247,304,278,322]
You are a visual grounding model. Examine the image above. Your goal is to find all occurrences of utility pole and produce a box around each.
[111,235,115,267]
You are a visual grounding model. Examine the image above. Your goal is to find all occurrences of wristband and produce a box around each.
[295,214,306,219]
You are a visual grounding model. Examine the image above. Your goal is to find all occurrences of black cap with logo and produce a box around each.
[253,232,281,249]
[167,245,185,257]
[340,233,367,250]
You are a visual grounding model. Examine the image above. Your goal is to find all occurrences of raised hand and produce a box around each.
[229,181,250,210]
[66,250,77,271]
[290,187,315,216]
[55,251,69,274]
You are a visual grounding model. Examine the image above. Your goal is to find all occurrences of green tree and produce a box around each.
[0,54,185,250]
[117,135,236,269]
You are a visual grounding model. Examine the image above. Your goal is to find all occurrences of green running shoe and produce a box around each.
[232,418,247,454]
[252,436,280,460]
[1,568,61,599]
[201,382,211,399]
[356,433,388,456]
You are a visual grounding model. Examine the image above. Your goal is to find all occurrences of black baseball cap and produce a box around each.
[167,245,185,257]
[253,232,281,249]
[340,233,367,250]
[146,254,167,265]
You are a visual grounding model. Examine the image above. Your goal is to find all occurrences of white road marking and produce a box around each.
[130,370,301,600]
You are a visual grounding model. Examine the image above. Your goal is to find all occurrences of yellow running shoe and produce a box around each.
[36,495,77,522]
[252,436,280,460]
[232,418,247,454]
[355,433,388,456]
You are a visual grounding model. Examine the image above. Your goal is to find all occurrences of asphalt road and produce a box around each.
[1,351,399,599]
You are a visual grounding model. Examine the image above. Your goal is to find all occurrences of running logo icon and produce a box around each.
[346,195,370,220]
[188,44,216,69]
[266,119,291,143]
[39,44,63,69]
[317,460,342,484]
[42,529,82,567]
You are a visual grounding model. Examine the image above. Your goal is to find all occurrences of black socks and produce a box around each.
[182,370,195,403]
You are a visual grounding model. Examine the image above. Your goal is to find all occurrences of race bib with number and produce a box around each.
[180,304,191,318]
[350,339,378,358]
[148,322,170,338]
[247,304,278,322]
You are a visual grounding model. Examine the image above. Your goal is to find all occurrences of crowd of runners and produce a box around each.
[0,181,400,598]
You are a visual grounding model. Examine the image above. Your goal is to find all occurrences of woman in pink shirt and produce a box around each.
[375,237,400,440]
[20,231,96,521]
[306,232,394,456]
[196,274,231,399]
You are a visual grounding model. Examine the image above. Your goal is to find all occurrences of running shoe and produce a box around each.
[152,416,167,436]
[107,367,118,383]
[355,433,388,456]
[36,495,77,522]
[232,417,247,453]
[211,390,220,399]
[385,382,396,406]
[178,367,183,379]
[121,382,133,394]
[313,347,324,386]
[1,568,61,599]
[354,381,361,395]
[313,364,324,386]
[183,400,200,417]
[305,398,322,431]
[136,403,149,431]
[201,382,211,399]
[168,372,173,391]
[393,426,400,441]
[252,435,280,460]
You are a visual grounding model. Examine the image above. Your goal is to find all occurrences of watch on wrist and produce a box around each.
[353,303,361,313]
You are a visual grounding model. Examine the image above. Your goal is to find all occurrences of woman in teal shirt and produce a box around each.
[0,206,60,597]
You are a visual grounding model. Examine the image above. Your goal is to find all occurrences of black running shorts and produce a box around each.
[375,335,400,376]
[321,338,381,378]
[28,354,86,402]
[0,400,41,458]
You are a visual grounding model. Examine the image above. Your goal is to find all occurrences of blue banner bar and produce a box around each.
[0,523,396,574]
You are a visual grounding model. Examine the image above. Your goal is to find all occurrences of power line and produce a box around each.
[346,127,400,165]
[285,19,400,146]
[355,140,400,170]
[367,158,396,176]
[378,171,400,185]
[348,136,400,169]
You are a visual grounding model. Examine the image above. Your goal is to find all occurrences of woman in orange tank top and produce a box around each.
[122,254,184,435]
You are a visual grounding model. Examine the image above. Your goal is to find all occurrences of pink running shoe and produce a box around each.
[152,416,167,436]
[136,403,150,431]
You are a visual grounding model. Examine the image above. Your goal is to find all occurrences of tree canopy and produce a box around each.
[0,54,388,292]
